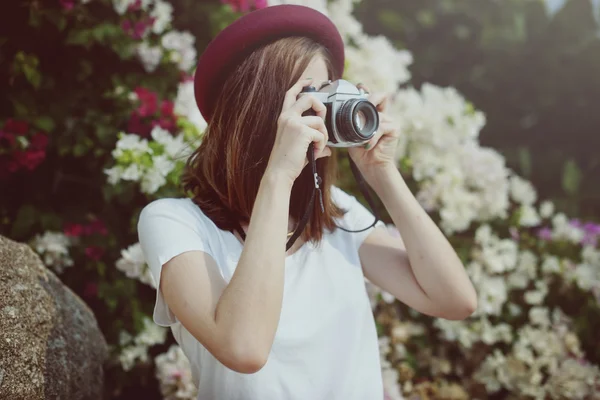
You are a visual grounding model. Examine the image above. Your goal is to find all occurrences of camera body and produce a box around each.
[298,79,379,147]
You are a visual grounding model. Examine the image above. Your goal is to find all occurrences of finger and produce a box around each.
[364,126,386,151]
[300,115,329,143]
[282,78,314,111]
[302,125,327,154]
[367,92,389,112]
[290,94,327,118]
[357,83,371,94]
[315,146,332,160]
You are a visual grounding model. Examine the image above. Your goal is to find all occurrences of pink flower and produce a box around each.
[160,100,174,117]
[537,227,553,241]
[221,0,266,12]
[127,0,142,12]
[85,246,105,261]
[64,223,85,237]
[30,132,49,150]
[4,119,29,135]
[89,219,109,235]
[134,87,158,117]
[14,149,45,170]
[59,0,75,10]
[0,131,16,148]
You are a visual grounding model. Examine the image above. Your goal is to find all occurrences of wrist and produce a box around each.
[361,162,400,191]
[262,167,294,192]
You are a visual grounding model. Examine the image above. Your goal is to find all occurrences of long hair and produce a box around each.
[182,36,345,243]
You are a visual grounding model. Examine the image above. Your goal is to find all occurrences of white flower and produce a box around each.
[104,165,123,185]
[30,232,74,274]
[135,317,167,347]
[551,213,585,243]
[509,175,537,205]
[519,204,541,227]
[151,0,173,34]
[507,250,538,289]
[113,133,151,157]
[155,345,198,400]
[112,0,137,15]
[151,127,189,159]
[529,307,551,328]
[119,344,148,371]
[141,166,167,194]
[524,280,549,305]
[119,317,167,371]
[477,275,508,316]
[161,31,197,72]
[121,163,143,181]
[544,359,600,399]
[539,200,555,219]
[136,43,163,73]
[174,81,208,132]
[116,243,155,288]
[345,35,412,92]
[381,367,403,400]
[541,256,561,275]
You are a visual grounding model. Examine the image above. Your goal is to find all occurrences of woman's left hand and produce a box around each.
[348,84,400,179]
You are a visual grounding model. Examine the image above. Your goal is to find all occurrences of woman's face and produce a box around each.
[299,55,330,89]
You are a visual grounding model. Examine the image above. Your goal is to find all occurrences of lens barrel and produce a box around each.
[335,99,379,144]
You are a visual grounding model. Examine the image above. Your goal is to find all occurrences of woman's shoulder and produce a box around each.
[138,197,215,233]
[141,197,198,218]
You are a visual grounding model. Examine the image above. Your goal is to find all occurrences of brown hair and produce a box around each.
[182,36,345,243]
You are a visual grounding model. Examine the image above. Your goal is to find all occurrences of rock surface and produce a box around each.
[0,235,108,400]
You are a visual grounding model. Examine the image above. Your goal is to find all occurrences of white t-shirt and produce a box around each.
[137,186,386,400]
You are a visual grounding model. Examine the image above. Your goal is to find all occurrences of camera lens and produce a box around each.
[336,99,379,143]
[354,110,366,130]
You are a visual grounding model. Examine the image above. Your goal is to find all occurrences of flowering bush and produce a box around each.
[1,0,598,399]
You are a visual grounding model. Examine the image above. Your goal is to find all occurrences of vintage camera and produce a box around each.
[298,79,380,147]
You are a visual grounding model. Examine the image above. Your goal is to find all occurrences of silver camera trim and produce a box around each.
[299,79,375,148]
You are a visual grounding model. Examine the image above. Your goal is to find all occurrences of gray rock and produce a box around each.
[0,235,108,400]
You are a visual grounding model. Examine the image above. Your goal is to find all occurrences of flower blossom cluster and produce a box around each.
[0,119,49,179]
[391,84,510,233]
[119,317,168,371]
[116,242,155,288]
[30,231,74,274]
[155,345,198,400]
[104,126,192,194]
[474,308,600,398]
[127,87,178,137]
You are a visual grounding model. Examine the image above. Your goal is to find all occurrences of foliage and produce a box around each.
[355,0,600,220]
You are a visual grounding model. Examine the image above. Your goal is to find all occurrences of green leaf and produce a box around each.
[517,146,532,177]
[10,204,38,240]
[39,213,62,231]
[562,159,582,195]
[23,65,42,88]
[33,116,56,132]
[66,29,92,47]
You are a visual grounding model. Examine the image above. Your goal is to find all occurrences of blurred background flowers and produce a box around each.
[1,0,599,398]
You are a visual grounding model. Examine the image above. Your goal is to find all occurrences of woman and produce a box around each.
[138,5,477,399]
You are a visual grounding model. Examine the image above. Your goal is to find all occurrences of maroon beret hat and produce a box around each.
[194,4,345,123]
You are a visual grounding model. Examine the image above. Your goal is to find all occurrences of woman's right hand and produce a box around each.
[265,78,331,185]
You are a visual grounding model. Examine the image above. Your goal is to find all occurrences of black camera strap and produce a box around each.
[232,144,382,251]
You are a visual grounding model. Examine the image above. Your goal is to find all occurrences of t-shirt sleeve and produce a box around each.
[331,186,386,249]
[137,199,214,327]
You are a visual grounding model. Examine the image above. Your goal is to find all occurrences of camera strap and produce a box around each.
[232,143,382,251]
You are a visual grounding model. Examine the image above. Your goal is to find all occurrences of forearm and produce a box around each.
[369,165,477,315]
[215,170,291,359]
